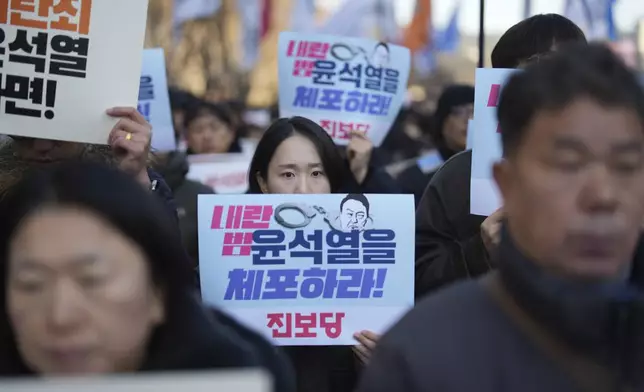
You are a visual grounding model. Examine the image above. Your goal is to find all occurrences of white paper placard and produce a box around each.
[470,68,515,216]
[187,154,250,194]
[138,48,176,152]
[278,32,410,146]
[198,194,415,345]
[0,0,149,144]
[0,370,270,392]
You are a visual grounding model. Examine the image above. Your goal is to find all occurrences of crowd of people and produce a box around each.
[1,12,644,392]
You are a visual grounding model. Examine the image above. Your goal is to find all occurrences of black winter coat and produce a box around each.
[358,229,644,392]
[414,150,489,299]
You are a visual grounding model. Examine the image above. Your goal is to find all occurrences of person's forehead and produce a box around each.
[522,99,642,147]
[273,136,321,161]
[192,112,222,124]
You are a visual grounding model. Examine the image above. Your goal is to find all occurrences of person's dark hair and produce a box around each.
[183,101,242,153]
[225,100,246,116]
[269,104,280,122]
[168,87,198,112]
[183,101,235,131]
[497,42,644,157]
[248,117,349,194]
[0,162,195,375]
[340,194,370,216]
[432,84,474,160]
[491,14,586,69]
[374,42,390,53]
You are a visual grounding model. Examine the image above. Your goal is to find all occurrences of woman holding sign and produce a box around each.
[248,116,381,392]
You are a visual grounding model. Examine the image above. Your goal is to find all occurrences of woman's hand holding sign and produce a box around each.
[347,130,374,185]
[107,107,152,187]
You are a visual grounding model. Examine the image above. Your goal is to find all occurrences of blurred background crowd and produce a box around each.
[146,0,644,180]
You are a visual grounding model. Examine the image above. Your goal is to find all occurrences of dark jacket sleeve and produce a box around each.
[148,168,179,222]
[396,163,430,207]
[147,168,197,274]
[340,149,402,194]
[414,150,489,299]
[213,310,296,392]
[359,166,402,193]
[360,148,402,193]
[355,343,416,392]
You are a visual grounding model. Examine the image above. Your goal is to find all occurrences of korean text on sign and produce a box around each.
[137,48,176,152]
[470,68,515,216]
[0,0,92,120]
[198,194,415,346]
[0,0,149,144]
[278,32,411,147]
[138,74,153,121]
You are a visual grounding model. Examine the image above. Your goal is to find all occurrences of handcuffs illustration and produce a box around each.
[273,202,373,231]
[274,203,342,230]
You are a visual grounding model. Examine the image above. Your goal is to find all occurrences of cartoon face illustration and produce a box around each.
[371,42,390,68]
[339,194,369,231]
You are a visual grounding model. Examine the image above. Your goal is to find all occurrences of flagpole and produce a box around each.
[478,0,485,67]
[523,0,531,19]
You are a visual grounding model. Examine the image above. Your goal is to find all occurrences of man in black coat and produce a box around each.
[359,43,644,392]
[414,14,588,298]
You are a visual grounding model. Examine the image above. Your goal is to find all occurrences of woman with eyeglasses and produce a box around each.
[397,85,474,204]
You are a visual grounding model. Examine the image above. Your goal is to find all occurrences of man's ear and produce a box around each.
[256,172,268,194]
[492,158,511,202]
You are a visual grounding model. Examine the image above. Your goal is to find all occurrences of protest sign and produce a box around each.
[1,370,270,392]
[187,156,250,194]
[465,119,475,150]
[139,48,176,152]
[470,68,515,216]
[198,194,415,345]
[278,32,410,147]
[0,0,149,144]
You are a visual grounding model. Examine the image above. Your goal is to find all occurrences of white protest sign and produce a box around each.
[187,154,250,194]
[0,0,149,144]
[278,32,410,146]
[465,119,475,150]
[1,370,270,392]
[139,48,176,152]
[198,194,415,346]
[470,68,515,216]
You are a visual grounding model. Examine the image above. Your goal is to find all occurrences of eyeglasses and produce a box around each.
[451,105,474,119]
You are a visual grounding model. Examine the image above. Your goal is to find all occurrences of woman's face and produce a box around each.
[186,113,235,154]
[442,103,473,151]
[7,206,164,375]
[258,134,331,194]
